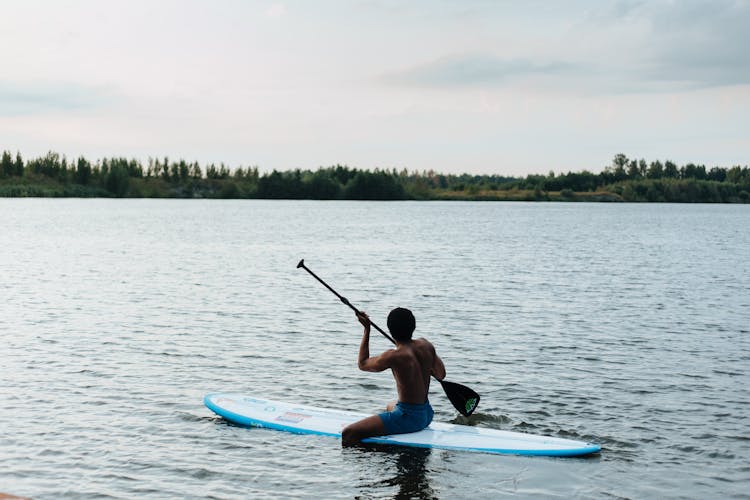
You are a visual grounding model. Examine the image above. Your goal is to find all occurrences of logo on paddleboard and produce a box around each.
[241,397,266,404]
[276,412,310,424]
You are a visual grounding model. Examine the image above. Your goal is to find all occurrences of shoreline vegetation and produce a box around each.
[1,151,748,203]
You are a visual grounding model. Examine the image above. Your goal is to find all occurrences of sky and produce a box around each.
[0,0,748,176]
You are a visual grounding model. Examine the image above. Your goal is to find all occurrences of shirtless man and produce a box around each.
[341,307,446,446]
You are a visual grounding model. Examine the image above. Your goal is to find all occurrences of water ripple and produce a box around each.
[0,200,748,499]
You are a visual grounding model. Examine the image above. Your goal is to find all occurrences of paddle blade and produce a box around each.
[439,379,480,417]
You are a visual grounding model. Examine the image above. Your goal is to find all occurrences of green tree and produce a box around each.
[106,165,130,197]
[329,164,357,185]
[707,167,726,182]
[147,157,155,178]
[76,156,92,185]
[127,159,143,178]
[256,170,305,198]
[178,160,189,182]
[565,170,599,191]
[28,151,62,177]
[59,156,69,182]
[218,163,230,179]
[602,154,629,183]
[1,151,13,177]
[627,159,641,179]
[246,166,259,184]
[191,162,202,179]
[682,163,707,180]
[161,157,170,181]
[647,160,664,179]
[169,162,180,182]
[664,160,679,178]
[639,158,648,177]
[344,170,406,200]
[726,166,749,185]
[307,169,341,199]
[14,152,24,176]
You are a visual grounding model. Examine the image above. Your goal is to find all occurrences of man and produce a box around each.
[341,307,446,446]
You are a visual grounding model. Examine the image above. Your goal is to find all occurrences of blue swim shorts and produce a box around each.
[378,401,434,435]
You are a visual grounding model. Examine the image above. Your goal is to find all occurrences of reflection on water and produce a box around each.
[354,445,435,499]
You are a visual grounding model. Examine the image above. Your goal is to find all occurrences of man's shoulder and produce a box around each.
[413,337,435,350]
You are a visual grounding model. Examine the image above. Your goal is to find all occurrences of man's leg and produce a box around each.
[342,415,387,447]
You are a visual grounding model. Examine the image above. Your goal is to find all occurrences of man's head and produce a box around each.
[387,307,415,343]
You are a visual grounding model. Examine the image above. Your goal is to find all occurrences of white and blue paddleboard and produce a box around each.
[204,393,601,457]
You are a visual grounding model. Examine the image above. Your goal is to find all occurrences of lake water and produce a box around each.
[1,199,748,499]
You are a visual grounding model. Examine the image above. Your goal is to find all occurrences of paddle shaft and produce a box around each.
[297,260,397,345]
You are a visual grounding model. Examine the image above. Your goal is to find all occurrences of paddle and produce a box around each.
[297,259,480,417]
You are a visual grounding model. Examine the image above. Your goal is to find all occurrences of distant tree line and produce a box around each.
[1,150,748,202]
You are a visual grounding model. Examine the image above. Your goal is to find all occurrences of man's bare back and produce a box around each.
[341,308,445,446]
[382,338,440,404]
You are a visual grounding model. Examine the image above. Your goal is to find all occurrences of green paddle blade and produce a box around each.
[439,379,480,417]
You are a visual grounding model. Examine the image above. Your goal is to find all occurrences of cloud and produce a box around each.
[383,53,579,88]
[0,81,120,116]
[585,0,750,89]
[383,1,750,94]
[265,3,286,19]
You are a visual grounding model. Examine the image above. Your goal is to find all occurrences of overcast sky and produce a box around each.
[1,0,748,175]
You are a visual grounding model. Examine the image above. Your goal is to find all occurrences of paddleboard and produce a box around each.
[204,393,601,457]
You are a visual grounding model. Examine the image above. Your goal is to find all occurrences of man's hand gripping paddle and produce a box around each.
[297,259,480,417]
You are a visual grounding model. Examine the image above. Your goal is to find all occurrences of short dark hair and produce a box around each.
[387,307,415,342]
